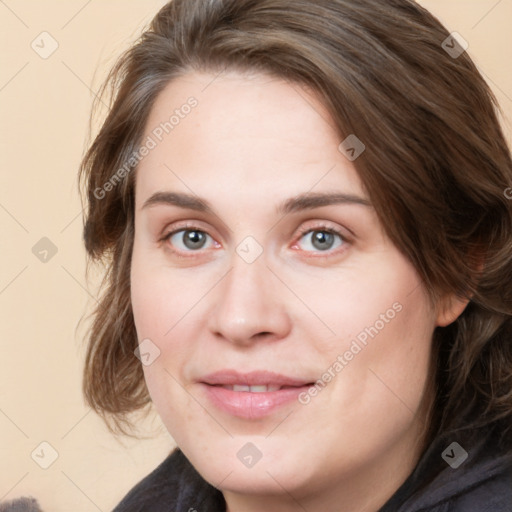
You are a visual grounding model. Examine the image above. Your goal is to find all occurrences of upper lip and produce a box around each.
[200,370,312,387]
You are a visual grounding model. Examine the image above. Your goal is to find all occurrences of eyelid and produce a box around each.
[293,221,350,242]
[160,220,212,240]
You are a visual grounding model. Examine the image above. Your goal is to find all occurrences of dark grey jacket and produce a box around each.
[112,431,512,512]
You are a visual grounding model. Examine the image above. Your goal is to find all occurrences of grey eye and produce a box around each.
[299,230,344,252]
[170,229,211,251]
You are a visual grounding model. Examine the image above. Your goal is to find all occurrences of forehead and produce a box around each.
[135,71,365,205]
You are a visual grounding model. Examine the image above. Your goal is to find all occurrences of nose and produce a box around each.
[207,253,292,347]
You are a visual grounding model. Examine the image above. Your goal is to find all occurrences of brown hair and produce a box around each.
[80,0,512,452]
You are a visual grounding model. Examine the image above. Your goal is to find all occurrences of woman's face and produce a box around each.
[131,71,459,509]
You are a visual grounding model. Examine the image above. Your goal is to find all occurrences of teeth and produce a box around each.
[233,385,251,392]
[223,385,281,392]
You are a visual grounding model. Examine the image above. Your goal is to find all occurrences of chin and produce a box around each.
[181,435,316,495]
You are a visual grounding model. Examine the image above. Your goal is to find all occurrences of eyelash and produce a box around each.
[159,222,349,259]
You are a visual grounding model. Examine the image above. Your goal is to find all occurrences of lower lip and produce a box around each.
[200,384,310,419]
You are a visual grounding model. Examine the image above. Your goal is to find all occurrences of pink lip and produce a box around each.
[199,370,313,419]
[201,369,311,387]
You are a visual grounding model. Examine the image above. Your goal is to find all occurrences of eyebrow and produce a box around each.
[141,191,372,215]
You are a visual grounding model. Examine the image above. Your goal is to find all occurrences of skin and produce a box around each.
[130,70,467,512]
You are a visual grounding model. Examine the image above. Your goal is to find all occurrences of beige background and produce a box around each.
[0,1,511,510]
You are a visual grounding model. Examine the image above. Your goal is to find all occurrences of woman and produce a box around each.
[79,0,512,510]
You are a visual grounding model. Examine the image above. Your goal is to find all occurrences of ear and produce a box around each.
[435,293,470,327]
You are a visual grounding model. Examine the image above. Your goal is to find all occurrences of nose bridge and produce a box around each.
[208,248,291,345]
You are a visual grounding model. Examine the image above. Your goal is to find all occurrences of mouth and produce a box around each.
[217,384,295,392]
[199,370,314,419]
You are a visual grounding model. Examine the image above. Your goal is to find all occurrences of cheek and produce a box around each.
[131,270,197,445]
[130,245,212,428]
[294,253,431,354]
[307,251,436,413]
[130,246,207,338]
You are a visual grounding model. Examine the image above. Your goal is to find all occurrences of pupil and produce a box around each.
[184,230,205,249]
[313,231,333,250]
